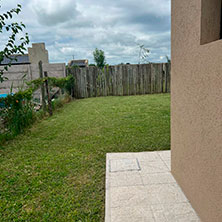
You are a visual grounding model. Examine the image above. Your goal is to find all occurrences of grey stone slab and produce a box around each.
[141,172,176,185]
[174,214,201,222]
[163,159,171,171]
[139,159,170,174]
[146,184,188,204]
[134,151,160,162]
[109,158,140,173]
[105,151,200,222]
[110,186,157,208]
[151,203,201,222]
[108,171,143,187]
[111,206,155,222]
[107,152,134,160]
[110,183,188,208]
[158,150,171,160]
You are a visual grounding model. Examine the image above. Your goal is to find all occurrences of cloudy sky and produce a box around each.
[0,0,171,65]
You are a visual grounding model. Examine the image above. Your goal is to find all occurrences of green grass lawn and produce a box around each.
[0,94,170,222]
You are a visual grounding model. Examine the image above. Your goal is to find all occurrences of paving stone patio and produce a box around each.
[105,151,201,222]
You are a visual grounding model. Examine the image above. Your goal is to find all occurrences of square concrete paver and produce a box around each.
[109,158,141,172]
[105,151,201,222]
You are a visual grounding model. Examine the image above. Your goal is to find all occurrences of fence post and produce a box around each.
[39,61,46,112]
[44,71,53,116]
[161,64,164,93]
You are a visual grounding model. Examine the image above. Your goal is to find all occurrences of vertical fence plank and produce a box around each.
[116,65,120,96]
[69,63,170,98]
[158,64,163,93]
[106,66,109,96]
[140,65,145,95]
[161,64,164,93]
[80,68,84,98]
[88,67,93,97]
[128,65,133,95]
[151,64,155,94]
[133,65,137,95]
[119,65,123,96]
[167,63,171,93]
[114,66,118,96]
[144,64,151,94]
[38,61,46,111]
[123,65,129,96]
[44,71,53,116]
[109,66,113,96]
[162,63,167,93]
[136,65,139,94]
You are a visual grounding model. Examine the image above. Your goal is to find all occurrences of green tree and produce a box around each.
[0,3,29,83]
[93,48,106,68]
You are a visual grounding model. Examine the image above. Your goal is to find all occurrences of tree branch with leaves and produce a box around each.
[0,2,29,83]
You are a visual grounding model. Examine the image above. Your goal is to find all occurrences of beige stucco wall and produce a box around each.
[171,0,222,222]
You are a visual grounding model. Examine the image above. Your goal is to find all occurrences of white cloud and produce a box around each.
[32,0,79,26]
[0,0,171,64]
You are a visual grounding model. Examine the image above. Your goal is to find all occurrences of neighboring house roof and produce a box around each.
[0,54,30,65]
[69,60,88,67]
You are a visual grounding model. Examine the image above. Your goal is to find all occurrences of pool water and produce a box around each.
[0,94,8,98]
[0,94,8,107]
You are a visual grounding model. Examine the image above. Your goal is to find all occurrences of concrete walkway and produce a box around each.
[105,151,200,222]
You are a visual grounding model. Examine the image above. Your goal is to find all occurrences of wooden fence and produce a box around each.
[68,63,170,99]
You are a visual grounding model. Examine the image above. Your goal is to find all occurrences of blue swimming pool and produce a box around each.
[0,94,8,98]
[0,94,8,107]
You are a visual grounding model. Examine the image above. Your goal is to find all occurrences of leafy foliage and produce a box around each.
[27,75,75,95]
[0,88,34,137]
[0,75,74,141]
[0,3,29,82]
[93,48,106,68]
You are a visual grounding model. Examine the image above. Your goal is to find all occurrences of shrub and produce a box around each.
[28,75,75,97]
[0,88,34,137]
[0,75,75,145]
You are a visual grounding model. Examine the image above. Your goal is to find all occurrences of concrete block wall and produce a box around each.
[28,43,49,64]
[0,63,66,94]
